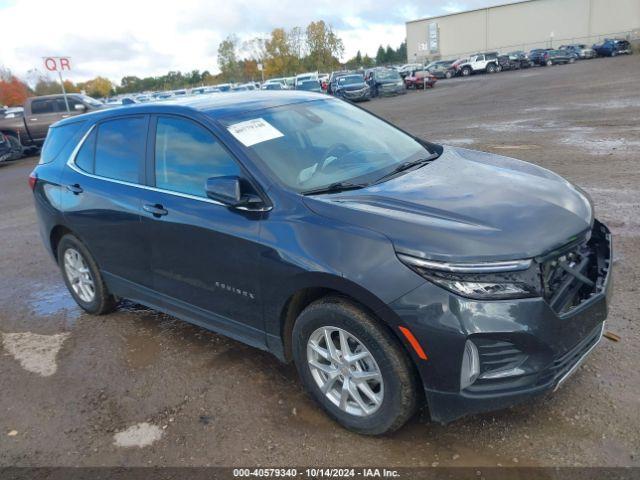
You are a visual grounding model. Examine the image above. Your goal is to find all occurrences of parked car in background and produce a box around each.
[425,60,456,79]
[528,49,552,65]
[262,82,287,90]
[327,71,350,95]
[333,74,370,101]
[0,94,103,159]
[537,49,576,66]
[404,70,437,89]
[295,72,319,88]
[507,51,533,68]
[450,57,468,76]
[560,44,596,59]
[397,63,423,78]
[365,68,406,97]
[1,106,24,118]
[295,79,323,93]
[496,55,517,71]
[263,78,288,89]
[456,53,500,76]
[0,131,12,162]
[593,39,632,57]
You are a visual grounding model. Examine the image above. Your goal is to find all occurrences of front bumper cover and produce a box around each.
[389,220,613,423]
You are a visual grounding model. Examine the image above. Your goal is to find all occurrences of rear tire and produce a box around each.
[292,296,419,435]
[57,234,117,315]
[445,70,453,79]
[545,59,553,66]
[487,63,496,73]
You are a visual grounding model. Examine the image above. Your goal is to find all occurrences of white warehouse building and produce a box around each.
[406,0,640,63]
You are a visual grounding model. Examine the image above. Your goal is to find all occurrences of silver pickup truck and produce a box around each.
[0,93,104,160]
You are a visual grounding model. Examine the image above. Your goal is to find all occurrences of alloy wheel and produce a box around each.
[307,326,383,417]
[63,248,96,302]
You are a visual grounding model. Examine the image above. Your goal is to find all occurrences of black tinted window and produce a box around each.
[95,117,146,183]
[31,99,56,114]
[56,97,81,112]
[155,116,240,197]
[75,128,96,173]
[39,122,83,164]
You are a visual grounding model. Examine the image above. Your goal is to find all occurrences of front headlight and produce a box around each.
[396,81,404,87]
[397,253,541,300]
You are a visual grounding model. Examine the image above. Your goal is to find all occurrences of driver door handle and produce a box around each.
[143,203,168,217]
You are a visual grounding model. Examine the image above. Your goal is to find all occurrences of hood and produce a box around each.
[340,83,367,91]
[303,146,593,262]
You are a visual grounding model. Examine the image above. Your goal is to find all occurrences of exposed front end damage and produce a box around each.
[389,220,613,424]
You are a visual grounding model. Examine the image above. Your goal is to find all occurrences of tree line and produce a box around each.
[1,21,409,106]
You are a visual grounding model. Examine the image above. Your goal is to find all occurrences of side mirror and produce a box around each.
[74,104,87,112]
[205,176,264,210]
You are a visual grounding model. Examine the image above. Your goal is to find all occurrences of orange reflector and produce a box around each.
[398,326,428,360]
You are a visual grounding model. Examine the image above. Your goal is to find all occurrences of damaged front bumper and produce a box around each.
[389,220,613,423]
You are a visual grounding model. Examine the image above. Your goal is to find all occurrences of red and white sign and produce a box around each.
[43,57,71,72]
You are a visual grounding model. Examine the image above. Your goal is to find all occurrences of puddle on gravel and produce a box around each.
[124,329,162,369]
[27,284,81,326]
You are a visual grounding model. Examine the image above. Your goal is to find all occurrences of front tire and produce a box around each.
[445,70,453,79]
[461,67,471,77]
[292,296,419,435]
[57,234,117,315]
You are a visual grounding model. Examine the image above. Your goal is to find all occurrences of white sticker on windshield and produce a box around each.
[227,118,284,147]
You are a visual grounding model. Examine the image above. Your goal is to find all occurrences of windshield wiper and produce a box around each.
[372,152,439,184]
[302,181,369,196]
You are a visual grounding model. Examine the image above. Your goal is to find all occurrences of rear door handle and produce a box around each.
[143,203,168,217]
[66,184,83,194]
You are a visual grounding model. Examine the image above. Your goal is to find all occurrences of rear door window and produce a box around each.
[94,116,146,183]
[154,116,241,197]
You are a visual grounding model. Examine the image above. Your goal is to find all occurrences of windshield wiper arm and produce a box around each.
[373,152,439,184]
[302,181,368,196]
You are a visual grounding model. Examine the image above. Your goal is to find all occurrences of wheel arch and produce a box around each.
[49,224,74,261]
[275,273,415,365]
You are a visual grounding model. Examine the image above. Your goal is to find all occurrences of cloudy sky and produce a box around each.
[1,0,508,84]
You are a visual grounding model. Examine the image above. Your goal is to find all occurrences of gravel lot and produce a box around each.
[1,55,638,468]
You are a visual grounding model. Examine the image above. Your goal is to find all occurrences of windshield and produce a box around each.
[78,95,103,107]
[338,75,363,85]
[221,99,432,193]
[377,70,401,81]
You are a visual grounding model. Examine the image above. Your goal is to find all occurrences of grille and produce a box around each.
[541,223,611,315]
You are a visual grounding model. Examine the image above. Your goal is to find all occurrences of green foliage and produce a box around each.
[372,41,407,65]
[218,35,241,82]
